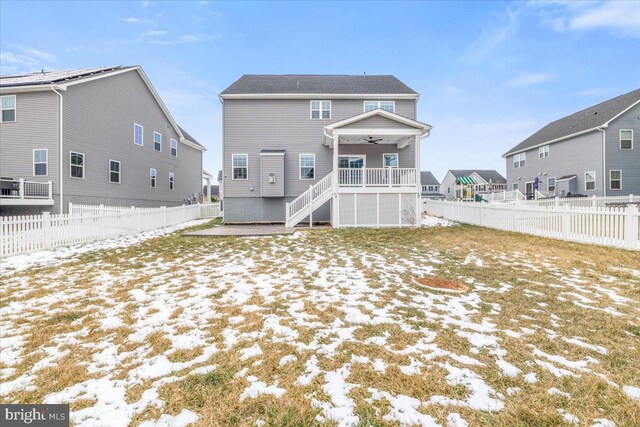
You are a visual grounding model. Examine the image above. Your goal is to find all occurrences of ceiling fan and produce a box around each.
[363,136,383,144]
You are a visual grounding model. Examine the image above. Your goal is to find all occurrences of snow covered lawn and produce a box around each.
[1,220,639,426]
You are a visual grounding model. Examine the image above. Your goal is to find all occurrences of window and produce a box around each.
[513,153,526,168]
[70,152,85,179]
[154,132,162,151]
[620,129,633,150]
[232,154,248,180]
[1,95,16,122]
[383,153,399,167]
[170,138,177,156]
[610,170,622,190]
[538,145,549,158]
[33,149,47,176]
[422,185,428,192]
[134,123,143,146]
[364,101,395,113]
[310,101,331,119]
[585,171,596,191]
[448,187,451,194]
[512,183,519,191]
[169,172,175,190]
[150,168,157,188]
[109,160,121,183]
[299,154,315,180]
[547,177,555,193]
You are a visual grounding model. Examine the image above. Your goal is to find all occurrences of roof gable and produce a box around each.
[420,171,440,186]
[326,108,431,132]
[448,170,506,183]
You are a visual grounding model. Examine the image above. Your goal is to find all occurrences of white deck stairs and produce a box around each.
[285,171,334,228]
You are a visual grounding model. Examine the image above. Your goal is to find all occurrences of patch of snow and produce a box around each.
[421,215,457,228]
[240,381,285,401]
[138,409,198,427]
[622,385,640,400]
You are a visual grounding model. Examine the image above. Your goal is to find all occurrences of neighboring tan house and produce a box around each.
[441,170,507,201]
[220,74,432,227]
[0,66,206,215]
[420,171,445,199]
[504,88,640,198]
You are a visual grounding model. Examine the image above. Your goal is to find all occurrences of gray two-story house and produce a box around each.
[504,88,640,198]
[0,66,206,215]
[220,74,432,227]
[420,171,445,199]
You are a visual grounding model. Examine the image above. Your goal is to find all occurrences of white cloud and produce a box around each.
[507,72,555,87]
[0,45,55,72]
[571,87,616,97]
[178,35,199,43]
[141,30,167,37]
[141,1,151,7]
[121,17,141,24]
[460,6,521,64]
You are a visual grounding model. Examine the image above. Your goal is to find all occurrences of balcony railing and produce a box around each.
[337,168,417,187]
[0,178,53,200]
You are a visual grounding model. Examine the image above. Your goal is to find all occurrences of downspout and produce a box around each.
[598,127,606,197]
[51,87,64,213]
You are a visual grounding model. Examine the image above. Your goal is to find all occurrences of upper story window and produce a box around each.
[300,154,315,180]
[33,149,48,176]
[609,170,622,190]
[70,152,85,179]
[150,168,157,188]
[512,183,519,191]
[383,153,398,167]
[620,129,633,150]
[310,101,331,119]
[513,152,526,168]
[170,138,177,156]
[154,132,162,151]
[538,145,549,158]
[134,123,143,146]
[109,160,121,183]
[1,95,16,122]
[585,171,596,191]
[364,101,395,113]
[232,154,248,180]
[169,172,175,190]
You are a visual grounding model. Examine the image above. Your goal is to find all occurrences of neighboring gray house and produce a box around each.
[220,74,432,227]
[0,66,206,215]
[420,171,445,199]
[441,169,507,201]
[504,88,640,198]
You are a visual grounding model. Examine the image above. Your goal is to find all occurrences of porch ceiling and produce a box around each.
[336,134,413,147]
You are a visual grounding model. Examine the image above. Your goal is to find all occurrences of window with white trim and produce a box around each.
[232,154,248,180]
[33,149,47,176]
[585,171,596,191]
[109,160,121,183]
[609,170,622,190]
[512,182,519,191]
[513,153,526,168]
[364,101,395,113]
[538,145,549,158]
[170,138,177,156]
[70,152,85,179]
[547,177,555,193]
[383,153,398,167]
[169,172,175,190]
[1,95,16,122]
[150,168,157,188]
[154,131,162,151]
[620,129,633,150]
[299,154,315,180]
[310,101,331,119]
[134,123,143,146]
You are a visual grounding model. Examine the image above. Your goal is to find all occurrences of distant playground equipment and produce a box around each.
[453,176,477,202]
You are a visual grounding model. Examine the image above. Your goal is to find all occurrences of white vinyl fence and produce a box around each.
[1,203,222,257]
[423,200,640,250]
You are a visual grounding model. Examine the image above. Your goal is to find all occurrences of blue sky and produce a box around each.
[1,1,639,181]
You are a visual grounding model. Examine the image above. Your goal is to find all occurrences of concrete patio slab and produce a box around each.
[183,224,297,237]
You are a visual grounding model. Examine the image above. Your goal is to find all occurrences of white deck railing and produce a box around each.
[423,200,640,250]
[286,171,334,223]
[0,178,52,200]
[338,168,417,187]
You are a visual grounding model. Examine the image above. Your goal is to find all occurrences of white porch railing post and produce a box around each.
[42,212,52,249]
[19,178,24,199]
[592,195,597,207]
[624,204,638,250]
[48,181,52,199]
[309,184,313,228]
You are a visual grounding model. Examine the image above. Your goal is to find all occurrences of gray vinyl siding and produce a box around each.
[260,154,285,197]
[222,98,416,200]
[506,131,604,196]
[0,91,60,199]
[605,104,640,195]
[441,172,457,200]
[62,70,202,212]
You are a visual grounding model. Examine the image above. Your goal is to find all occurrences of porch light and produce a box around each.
[268,173,276,184]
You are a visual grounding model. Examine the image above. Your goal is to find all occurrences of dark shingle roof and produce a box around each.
[220,74,417,95]
[0,66,136,87]
[420,171,440,186]
[505,88,640,156]
[177,125,204,148]
[448,170,506,184]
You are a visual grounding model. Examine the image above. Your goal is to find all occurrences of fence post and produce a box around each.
[99,204,105,235]
[162,206,167,226]
[182,204,186,222]
[43,212,52,249]
[592,195,597,208]
[479,202,484,226]
[68,202,74,216]
[555,197,559,207]
[624,204,638,250]
[561,204,570,240]
[137,208,142,232]
[511,203,516,231]
[309,184,314,228]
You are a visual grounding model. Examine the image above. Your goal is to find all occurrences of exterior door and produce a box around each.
[338,155,365,185]
[525,181,534,200]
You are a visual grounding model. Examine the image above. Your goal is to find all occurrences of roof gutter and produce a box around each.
[219,93,418,100]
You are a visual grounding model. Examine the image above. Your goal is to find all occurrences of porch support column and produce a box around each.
[205,177,211,203]
[414,134,421,227]
[332,135,340,228]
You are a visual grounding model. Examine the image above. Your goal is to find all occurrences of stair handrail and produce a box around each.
[286,171,334,221]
